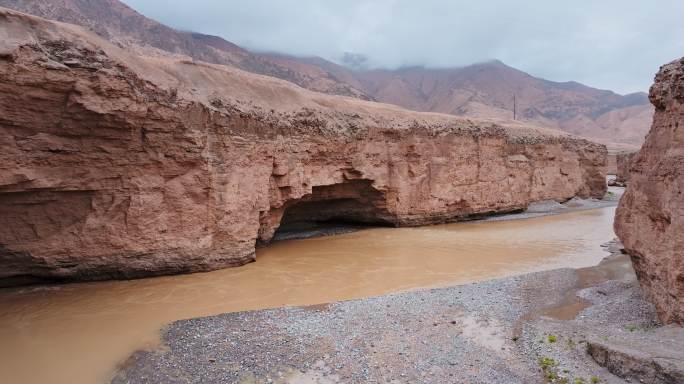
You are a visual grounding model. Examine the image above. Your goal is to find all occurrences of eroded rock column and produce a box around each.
[615,57,684,325]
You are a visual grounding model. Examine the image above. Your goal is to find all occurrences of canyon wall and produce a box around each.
[616,57,684,325]
[607,153,618,175]
[615,152,636,185]
[0,8,606,283]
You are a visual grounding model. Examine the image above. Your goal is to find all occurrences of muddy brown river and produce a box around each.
[0,207,616,384]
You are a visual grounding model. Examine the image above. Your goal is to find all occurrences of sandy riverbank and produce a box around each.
[112,240,683,383]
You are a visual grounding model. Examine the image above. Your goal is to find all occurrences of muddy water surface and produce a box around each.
[0,207,615,384]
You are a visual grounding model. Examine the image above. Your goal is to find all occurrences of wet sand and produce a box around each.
[0,207,616,384]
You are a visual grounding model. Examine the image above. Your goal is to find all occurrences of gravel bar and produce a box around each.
[112,242,675,384]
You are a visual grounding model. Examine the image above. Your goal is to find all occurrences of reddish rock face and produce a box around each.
[607,153,618,175]
[615,152,636,184]
[0,8,607,284]
[616,57,684,325]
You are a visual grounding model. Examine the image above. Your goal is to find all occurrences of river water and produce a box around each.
[0,207,616,384]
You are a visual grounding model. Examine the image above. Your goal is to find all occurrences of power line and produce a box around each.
[513,93,517,120]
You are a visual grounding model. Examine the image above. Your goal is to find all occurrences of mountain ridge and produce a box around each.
[0,0,652,148]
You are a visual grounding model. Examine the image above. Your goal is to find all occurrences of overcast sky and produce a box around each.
[123,0,684,94]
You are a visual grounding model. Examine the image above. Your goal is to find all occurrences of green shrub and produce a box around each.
[539,357,557,370]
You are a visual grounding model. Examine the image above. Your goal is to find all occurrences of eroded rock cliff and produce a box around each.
[0,8,606,283]
[616,57,684,325]
[615,152,636,185]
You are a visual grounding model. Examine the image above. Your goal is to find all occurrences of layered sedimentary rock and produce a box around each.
[0,8,606,283]
[616,57,684,325]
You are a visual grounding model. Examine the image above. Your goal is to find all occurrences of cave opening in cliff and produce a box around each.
[272,180,394,241]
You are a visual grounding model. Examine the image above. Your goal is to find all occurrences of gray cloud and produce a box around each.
[123,0,684,94]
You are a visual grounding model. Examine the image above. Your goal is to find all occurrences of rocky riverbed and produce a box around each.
[112,241,684,384]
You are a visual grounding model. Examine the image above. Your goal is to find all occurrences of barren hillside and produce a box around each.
[0,0,651,149]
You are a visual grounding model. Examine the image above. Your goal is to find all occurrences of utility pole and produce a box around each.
[513,93,517,120]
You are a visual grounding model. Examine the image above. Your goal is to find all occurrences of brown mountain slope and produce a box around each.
[0,0,248,59]
[352,61,652,148]
[0,0,652,148]
[0,0,373,99]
